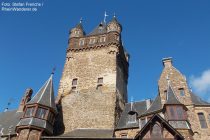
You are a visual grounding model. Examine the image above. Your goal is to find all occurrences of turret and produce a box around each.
[16,74,57,140]
[69,21,85,38]
[107,16,122,33]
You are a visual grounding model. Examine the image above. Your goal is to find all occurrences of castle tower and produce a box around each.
[57,16,129,133]
[16,74,57,140]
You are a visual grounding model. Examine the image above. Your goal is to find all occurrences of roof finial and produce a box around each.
[80,17,83,23]
[51,67,56,75]
[104,11,109,23]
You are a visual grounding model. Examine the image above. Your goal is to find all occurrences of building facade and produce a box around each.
[0,17,210,140]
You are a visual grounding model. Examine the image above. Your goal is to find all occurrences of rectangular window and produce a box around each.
[48,112,55,124]
[89,38,96,44]
[98,77,103,84]
[176,106,184,119]
[169,107,175,119]
[72,78,78,86]
[198,113,208,128]
[99,37,106,42]
[36,107,47,119]
[179,88,185,96]
[25,107,35,117]
[79,39,85,46]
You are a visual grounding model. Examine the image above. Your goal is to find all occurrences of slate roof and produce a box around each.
[59,129,114,138]
[27,74,57,112]
[0,110,23,136]
[140,95,162,117]
[116,101,148,130]
[190,92,210,106]
[16,117,53,134]
[88,22,107,36]
[165,85,182,105]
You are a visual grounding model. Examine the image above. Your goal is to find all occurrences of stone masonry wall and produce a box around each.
[57,45,126,133]
[187,106,210,140]
[158,63,193,105]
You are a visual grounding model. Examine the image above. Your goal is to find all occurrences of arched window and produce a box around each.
[198,113,208,128]
[151,124,162,138]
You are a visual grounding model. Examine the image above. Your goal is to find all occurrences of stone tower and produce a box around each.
[57,16,129,133]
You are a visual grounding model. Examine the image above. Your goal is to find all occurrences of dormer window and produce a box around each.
[36,107,47,119]
[25,107,35,117]
[89,38,96,44]
[79,39,85,46]
[99,37,106,42]
[179,88,185,96]
[128,113,137,123]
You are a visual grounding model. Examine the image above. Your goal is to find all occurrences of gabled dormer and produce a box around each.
[16,74,57,140]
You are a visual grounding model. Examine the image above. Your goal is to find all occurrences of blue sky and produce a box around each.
[0,0,210,111]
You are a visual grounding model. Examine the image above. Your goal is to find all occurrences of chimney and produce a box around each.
[17,88,33,112]
[162,57,173,68]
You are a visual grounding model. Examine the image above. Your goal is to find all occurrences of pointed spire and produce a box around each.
[27,74,57,112]
[165,85,182,105]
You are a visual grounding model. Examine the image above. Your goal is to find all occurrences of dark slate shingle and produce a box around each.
[140,95,162,116]
[165,85,182,105]
[27,75,57,112]
[190,92,210,106]
[0,110,23,136]
[116,101,148,129]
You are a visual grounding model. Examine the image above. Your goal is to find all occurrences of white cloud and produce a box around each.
[190,69,210,97]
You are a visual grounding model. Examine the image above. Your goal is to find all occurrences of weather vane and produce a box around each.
[104,11,108,23]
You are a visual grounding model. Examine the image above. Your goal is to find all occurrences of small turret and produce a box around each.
[16,74,57,139]
[107,15,122,33]
[69,20,85,38]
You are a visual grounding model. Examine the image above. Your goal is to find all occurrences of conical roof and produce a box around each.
[75,22,84,30]
[27,75,57,112]
[108,16,122,29]
[165,85,182,105]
